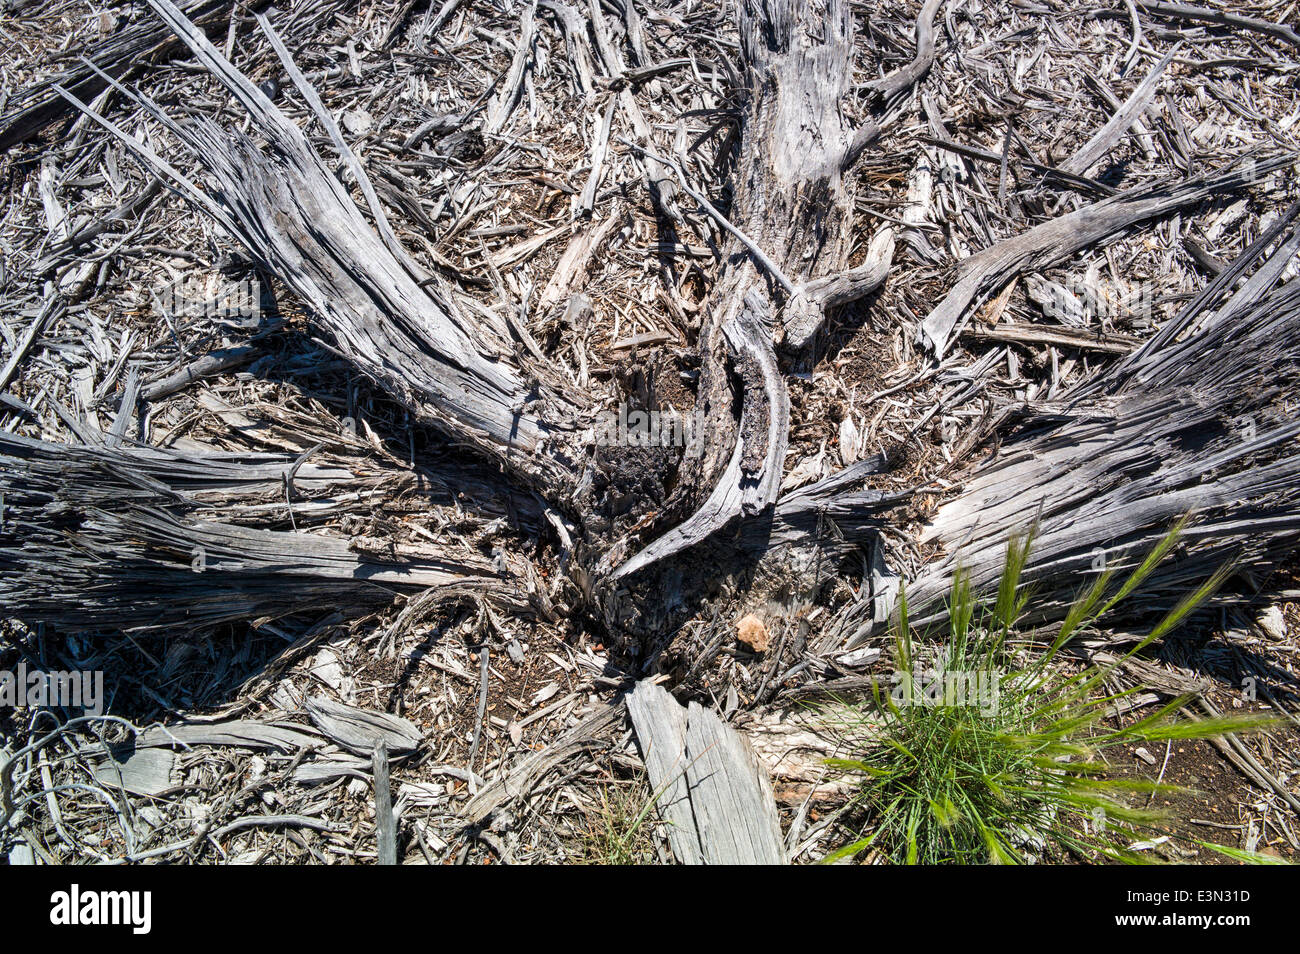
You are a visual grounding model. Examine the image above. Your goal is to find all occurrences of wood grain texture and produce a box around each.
[627,680,785,865]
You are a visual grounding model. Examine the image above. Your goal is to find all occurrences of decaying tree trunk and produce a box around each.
[606,0,884,578]
[59,0,591,501]
[54,0,893,581]
[0,431,525,631]
[4,0,1300,662]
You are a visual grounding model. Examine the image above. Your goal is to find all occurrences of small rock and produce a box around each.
[736,613,769,653]
[1257,605,1287,641]
[342,109,372,137]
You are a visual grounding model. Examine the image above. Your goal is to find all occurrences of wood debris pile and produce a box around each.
[1,0,1298,863]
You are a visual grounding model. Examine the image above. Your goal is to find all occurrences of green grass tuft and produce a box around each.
[825,523,1275,865]
[575,779,661,865]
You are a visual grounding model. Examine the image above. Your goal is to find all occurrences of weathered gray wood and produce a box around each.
[463,700,623,824]
[1061,45,1177,177]
[682,698,786,865]
[0,295,62,391]
[783,227,895,349]
[613,0,867,577]
[867,0,944,101]
[841,221,1300,645]
[1135,1,1300,49]
[6,838,36,866]
[919,154,1295,356]
[967,323,1139,354]
[89,747,176,797]
[0,0,263,151]
[627,680,785,865]
[125,721,321,752]
[6,0,1300,735]
[63,0,588,498]
[625,680,698,863]
[0,432,510,631]
[540,1,597,96]
[140,345,259,402]
[372,741,397,866]
[485,1,539,135]
[586,0,681,223]
[49,0,888,586]
[612,291,789,579]
[306,698,422,756]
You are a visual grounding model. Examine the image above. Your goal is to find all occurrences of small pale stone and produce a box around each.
[736,613,769,652]
[342,109,373,136]
[1257,605,1286,641]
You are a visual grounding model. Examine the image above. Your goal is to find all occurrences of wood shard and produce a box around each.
[627,680,786,865]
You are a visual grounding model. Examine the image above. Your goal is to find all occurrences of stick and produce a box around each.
[372,741,397,866]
